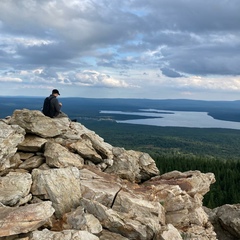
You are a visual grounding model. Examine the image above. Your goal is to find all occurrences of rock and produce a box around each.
[99,229,129,240]
[61,205,102,234]
[160,170,216,196]
[44,141,84,169]
[18,152,35,160]
[70,138,103,163]
[81,198,162,240]
[19,155,45,171]
[61,121,96,140]
[63,122,113,158]
[161,224,182,240]
[0,201,55,237]
[166,207,209,228]
[8,153,23,170]
[17,134,47,152]
[0,121,25,171]
[85,213,103,234]
[0,172,32,206]
[79,167,122,208]
[205,204,240,240]
[30,228,99,240]
[31,167,82,218]
[61,206,86,230]
[217,204,240,238]
[82,133,113,160]
[112,189,165,225]
[141,171,216,238]
[9,109,69,138]
[105,147,159,183]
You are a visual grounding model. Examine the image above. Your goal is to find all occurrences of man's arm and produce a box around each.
[52,98,61,113]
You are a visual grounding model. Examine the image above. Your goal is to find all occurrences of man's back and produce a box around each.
[42,96,55,117]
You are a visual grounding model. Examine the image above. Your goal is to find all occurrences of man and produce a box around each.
[42,89,68,118]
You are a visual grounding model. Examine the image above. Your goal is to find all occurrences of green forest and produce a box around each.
[80,119,240,208]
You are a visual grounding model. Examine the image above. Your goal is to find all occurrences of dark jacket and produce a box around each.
[49,95,61,117]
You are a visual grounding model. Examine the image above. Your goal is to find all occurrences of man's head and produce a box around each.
[52,89,60,96]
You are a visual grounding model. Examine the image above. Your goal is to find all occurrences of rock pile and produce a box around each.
[0,109,239,239]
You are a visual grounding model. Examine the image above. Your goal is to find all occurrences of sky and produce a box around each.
[0,0,240,100]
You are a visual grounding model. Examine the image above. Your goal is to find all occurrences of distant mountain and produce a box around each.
[1,97,240,122]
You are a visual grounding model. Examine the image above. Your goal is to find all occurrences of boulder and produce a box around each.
[31,167,82,218]
[30,229,99,240]
[19,155,45,171]
[205,204,240,239]
[60,205,102,234]
[0,172,32,206]
[44,141,84,168]
[112,189,165,225]
[70,138,103,164]
[217,204,240,238]
[0,121,25,171]
[99,229,129,240]
[82,133,113,160]
[105,147,159,183]
[17,134,47,152]
[141,170,216,238]
[159,170,216,196]
[0,201,54,237]
[79,167,122,208]
[161,224,182,240]
[81,198,162,240]
[9,109,69,138]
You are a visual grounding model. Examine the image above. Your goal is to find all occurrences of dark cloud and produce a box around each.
[161,68,184,78]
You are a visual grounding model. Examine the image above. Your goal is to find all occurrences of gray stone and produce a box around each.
[105,147,159,183]
[217,204,240,239]
[9,109,69,138]
[80,167,122,208]
[70,138,103,163]
[30,229,99,240]
[81,198,162,240]
[0,121,25,171]
[44,141,84,169]
[0,172,32,206]
[31,167,82,218]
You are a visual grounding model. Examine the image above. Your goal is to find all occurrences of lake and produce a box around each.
[100,109,240,130]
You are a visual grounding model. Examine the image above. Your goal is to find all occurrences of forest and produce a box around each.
[1,96,240,208]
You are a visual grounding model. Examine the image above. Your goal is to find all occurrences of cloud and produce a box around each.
[0,76,22,82]
[161,67,184,78]
[73,70,134,88]
[0,0,240,99]
[164,76,240,92]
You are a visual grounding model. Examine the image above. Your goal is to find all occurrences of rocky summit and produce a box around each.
[0,109,240,240]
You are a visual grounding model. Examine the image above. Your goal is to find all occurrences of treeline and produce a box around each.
[80,119,240,161]
[153,153,240,208]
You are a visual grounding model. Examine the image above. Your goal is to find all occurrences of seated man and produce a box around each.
[42,89,68,118]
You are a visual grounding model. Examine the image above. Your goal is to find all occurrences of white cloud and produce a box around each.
[74,70,134,88]
[0,76,22,82]
[163,76,240,91]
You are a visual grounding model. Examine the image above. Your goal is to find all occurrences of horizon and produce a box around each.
[0,95,240,102]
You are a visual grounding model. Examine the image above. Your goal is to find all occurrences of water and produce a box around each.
[100,109,240,130]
